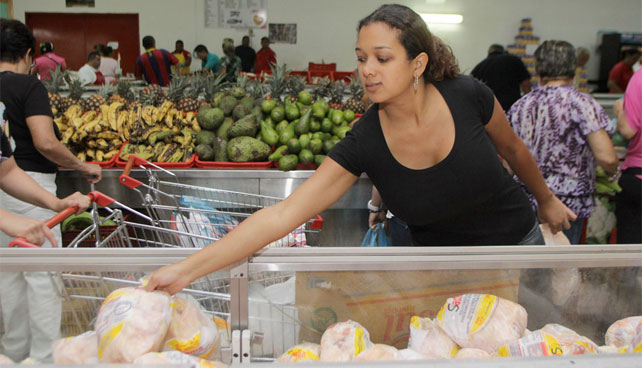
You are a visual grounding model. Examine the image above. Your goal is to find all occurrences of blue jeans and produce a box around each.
[562,218,585,245]
[388,216,413,246]
[518,221,545,245]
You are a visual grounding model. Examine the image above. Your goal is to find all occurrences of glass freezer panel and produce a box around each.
[247,266,641,361]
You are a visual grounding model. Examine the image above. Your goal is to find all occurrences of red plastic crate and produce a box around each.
[195,156,273,168]
[115,142,196,168]
[309,70,334,84]
[308,62,336,71]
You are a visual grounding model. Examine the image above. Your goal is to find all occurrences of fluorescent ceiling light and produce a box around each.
[420,13,463,24]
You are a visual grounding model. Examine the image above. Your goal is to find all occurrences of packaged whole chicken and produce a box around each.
[497,323,598,357]
[398,349,429,360]
[276,343,320,363]
[623,320,642,353]
[0,354,13,365]
[133,351,227,367]
[94,287,172,363]
[604,316,642,348]
[435,294,527,353]
[454,348,491,359]
[407,316,459,358]
[52,330,98,364]
[163,294,221,360]
[319,320,374,362]
[354,344,402,361]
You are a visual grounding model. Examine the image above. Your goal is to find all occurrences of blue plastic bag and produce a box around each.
[361,223,391,247]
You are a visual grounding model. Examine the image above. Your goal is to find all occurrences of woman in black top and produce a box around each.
[145,4,575,294]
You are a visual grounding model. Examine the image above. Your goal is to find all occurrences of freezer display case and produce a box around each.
[0,244,640,367]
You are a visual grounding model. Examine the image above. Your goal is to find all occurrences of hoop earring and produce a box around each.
[413,75,419,92]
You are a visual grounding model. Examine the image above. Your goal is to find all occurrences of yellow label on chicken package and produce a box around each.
[435,294,498,341]
[469,295,496,335]
[497,331,562,357]
[165,331,202,353]
[97,321,123,359]
[354,327,366,356]
[449,344,460,357]
[286,347,320,361]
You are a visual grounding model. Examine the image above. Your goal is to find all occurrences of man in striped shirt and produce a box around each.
[134,35,178,87]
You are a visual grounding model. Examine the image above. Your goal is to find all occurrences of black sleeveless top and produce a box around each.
[328,75,535,246]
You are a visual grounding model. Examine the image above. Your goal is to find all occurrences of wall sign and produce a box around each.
[205,0,266,29]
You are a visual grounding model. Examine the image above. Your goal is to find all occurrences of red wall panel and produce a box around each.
[25,13,139,74]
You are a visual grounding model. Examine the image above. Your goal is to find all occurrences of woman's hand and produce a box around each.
[56,192,91,214]
[537,195,577,234]
[368,211,386,229]
[82,163,102,184]
[0,211,57,247]
[143,262,194,295]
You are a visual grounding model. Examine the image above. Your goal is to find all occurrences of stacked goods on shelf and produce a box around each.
[507,18,540,87]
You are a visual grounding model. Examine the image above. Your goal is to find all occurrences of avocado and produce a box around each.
[275,120,290,134]
[279,123,296,145]
[213,137,228,161]
[195,143,215,161]
[278,154,298,171]
[239,96,255,111]
[260,120,279,146]
[314,154,326,166]
[216,117,234,139]
[228,114,258,138]
[261,99,276,114]
[232,104,251,121]
[195,130,216,146]
[230,87,246,99]
[299,149,314,165]
[251,105,264,123]
[197,107,225,131]
[287,138,301,154]
[227,136,271,162]
[219,95,238,116]
[310,138,323,154]
[294,108,312,136]
[268,145,288,161]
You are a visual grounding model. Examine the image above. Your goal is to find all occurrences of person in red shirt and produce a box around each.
[134,35,179,87]
[254,36,276,76]
[608,48,641,93]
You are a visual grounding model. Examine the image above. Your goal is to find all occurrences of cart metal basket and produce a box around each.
[118,155,323,248]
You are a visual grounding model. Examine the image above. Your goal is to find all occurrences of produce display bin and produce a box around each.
[115,142,195,169]
[1,245,639,366]
[195,156,273,169]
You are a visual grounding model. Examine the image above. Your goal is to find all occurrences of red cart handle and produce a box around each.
[119,155,149,189]
[9,191,116,248]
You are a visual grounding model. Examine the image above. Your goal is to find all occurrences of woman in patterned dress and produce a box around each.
[507,40,619,244]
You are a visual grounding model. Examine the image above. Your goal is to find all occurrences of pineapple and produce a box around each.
[264,63,290,102]
[110,80,137,109]
[139,84,164,107]
[344,75,368,113]
[328,80,346,110]
[286,75,306,103]
[43,65,67,116]
[248,78,266,104]
[67,79,86,111]
[84,84,114,112]
[202,72,228,104]
[176,76,201,113]
[311,79,332,103]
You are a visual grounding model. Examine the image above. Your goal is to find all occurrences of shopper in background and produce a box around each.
[172,40,192,75]
[220,38,241,82]
[193,44,220,73]
[614,69,642,244]
[30,41,67,81]
[471,44,531,111]
[235,35,256,73]
[507,40,618,244]
[144,4,575,295]
[254,36,276,76]
[77,51,105,86]
[98,45,119,85]
[0,19,98,362]
[134,35,178,87]
[608,48,641,93]
[574,47,590,93]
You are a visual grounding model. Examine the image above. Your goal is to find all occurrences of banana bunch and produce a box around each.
[595,166,622,195]
[119,141,193,163]
[55,103,121,162]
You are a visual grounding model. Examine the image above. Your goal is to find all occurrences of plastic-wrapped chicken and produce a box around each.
[0,354,13,365]
[497,323,598,357]
[163,294,221,360]
[407,316,459,358]
[454,348,491,359]
[435,294,527,353]
[605,316,642,348]
[399,349,429,360]
[623,320,641,353]
[598,345,619,354]
[95,287,172,363]
[319,320,374,362]
[133,351,228,367]
[276,343,320,363]
[52,330,98,364]
[354,344,402,361]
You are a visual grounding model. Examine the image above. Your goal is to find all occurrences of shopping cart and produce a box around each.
[118,155,323,248]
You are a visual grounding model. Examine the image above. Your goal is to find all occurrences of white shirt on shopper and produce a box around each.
[99,57,119,84]
[77,64,97,85]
